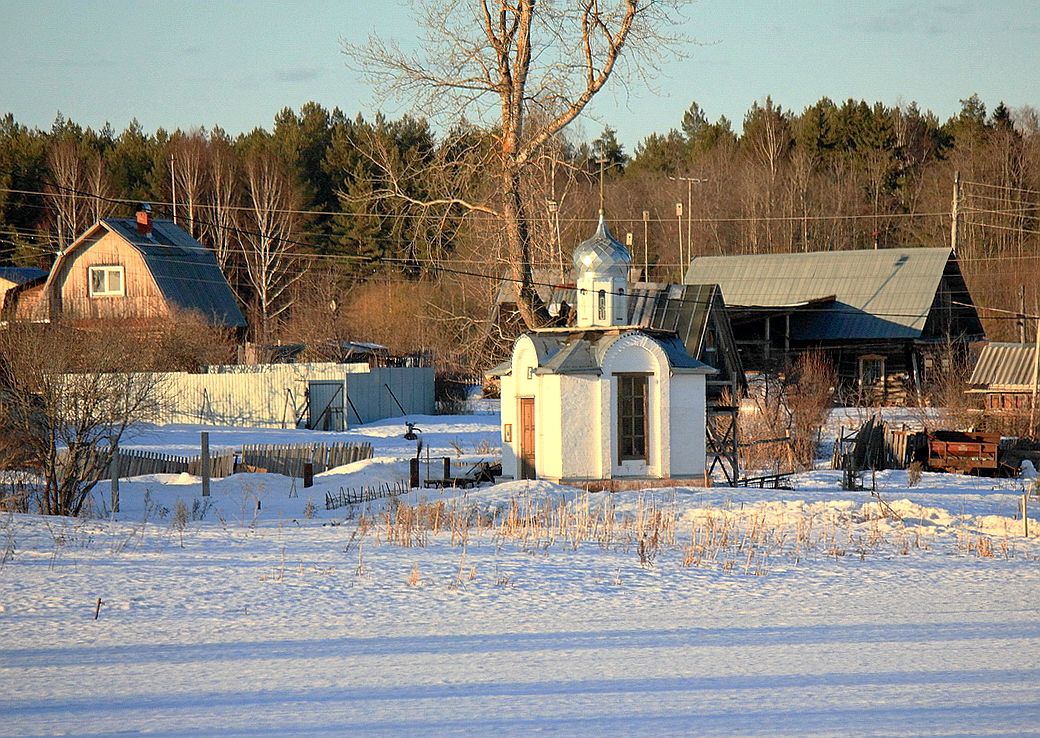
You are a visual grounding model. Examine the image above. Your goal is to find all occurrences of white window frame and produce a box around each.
[88,265,125,297]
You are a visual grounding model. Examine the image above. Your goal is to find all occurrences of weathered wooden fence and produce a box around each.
[240,442,373,478]
[95,449,237,480]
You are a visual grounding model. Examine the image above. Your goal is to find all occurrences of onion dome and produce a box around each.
[573,212,631,279]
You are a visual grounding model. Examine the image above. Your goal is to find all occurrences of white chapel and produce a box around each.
[491,214,714,484]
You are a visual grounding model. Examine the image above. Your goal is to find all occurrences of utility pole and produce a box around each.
[669,176,708,278]
[642,210,650,280]
[548,155,563,280]
[546,198,561,281]
[950,170,960,252]
[1020,285,1027,343]
[1030,299,1040,437]
[625,231,635,277]
[170,154,177,225]
[675,201,683,282]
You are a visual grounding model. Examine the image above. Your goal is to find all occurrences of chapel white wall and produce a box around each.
[557,375,600,480]
[668,373,707,476]
[499,374,517,478]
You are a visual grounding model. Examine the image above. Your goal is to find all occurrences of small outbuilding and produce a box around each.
[490,214,715,485]
[966,342,1039,412]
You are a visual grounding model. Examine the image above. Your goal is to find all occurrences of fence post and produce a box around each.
[303,462,314,489]
[1023,494,1030,538]
[201,432,210,497]
[443,456,450,482]
[409,457,419,489]
[110,447,119,514]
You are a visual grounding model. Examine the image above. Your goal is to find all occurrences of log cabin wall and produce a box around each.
[50,231,169,322]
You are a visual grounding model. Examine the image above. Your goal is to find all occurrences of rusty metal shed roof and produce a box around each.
[101,218,246,328]
[968,342,1037,390]
[684,247,958,341]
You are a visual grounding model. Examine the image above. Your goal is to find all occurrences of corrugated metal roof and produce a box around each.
[548,282,714,348]
[684,247,954,340]
[969,342,1038,389]
[102,218,246,328]
[0,266,46,285]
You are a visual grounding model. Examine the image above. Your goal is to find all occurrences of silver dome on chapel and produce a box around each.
[573,212,631,279]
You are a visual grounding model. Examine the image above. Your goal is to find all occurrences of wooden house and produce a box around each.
[3,207,245,329]
[684,247,985,404]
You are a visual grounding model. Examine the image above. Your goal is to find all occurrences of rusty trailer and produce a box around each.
[926,431,999,474]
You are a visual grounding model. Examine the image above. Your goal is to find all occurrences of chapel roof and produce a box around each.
[573,212,631,279]
[485,329,715,378]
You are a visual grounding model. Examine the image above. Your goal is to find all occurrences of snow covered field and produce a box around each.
[2,409,1039,737]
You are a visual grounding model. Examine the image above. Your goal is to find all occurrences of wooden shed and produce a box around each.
[4,208,245,329]
[966,342,1038,412]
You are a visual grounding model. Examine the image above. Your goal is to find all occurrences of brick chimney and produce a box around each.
[136,203,153,237]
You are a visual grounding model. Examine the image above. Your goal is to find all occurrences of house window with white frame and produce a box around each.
[88,265,125,297]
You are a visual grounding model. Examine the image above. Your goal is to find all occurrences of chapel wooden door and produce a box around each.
[519,397,536,479]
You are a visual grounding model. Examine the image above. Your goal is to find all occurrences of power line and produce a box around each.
[0,185,954,224]
[2,177,1033,328]
[964,179,1040,197]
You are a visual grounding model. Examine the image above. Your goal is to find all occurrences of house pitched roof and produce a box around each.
[96,218,246,328]
[0,266,47,285]
[968,342,1037,390]
[684,247,969,341]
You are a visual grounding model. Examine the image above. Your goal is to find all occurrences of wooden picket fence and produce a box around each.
[240,442,373,478]
[96,449,237,480]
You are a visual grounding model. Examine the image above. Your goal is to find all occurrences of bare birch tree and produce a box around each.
[348,0,683,327]
[240,150,300,341]
[46,140,88,248]
[169,130,209,238]
[205,131,241,273]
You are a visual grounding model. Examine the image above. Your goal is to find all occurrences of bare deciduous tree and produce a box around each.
[348,0,683,327]
[169,130,210,238]
[0,324,162,517]
[206,131,241,273]
[241,151,301,341]
[46,141,115,249]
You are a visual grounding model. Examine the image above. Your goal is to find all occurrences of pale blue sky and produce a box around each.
[2,1,1039,149]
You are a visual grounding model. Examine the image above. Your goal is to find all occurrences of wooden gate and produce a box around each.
[519,397,536,479]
